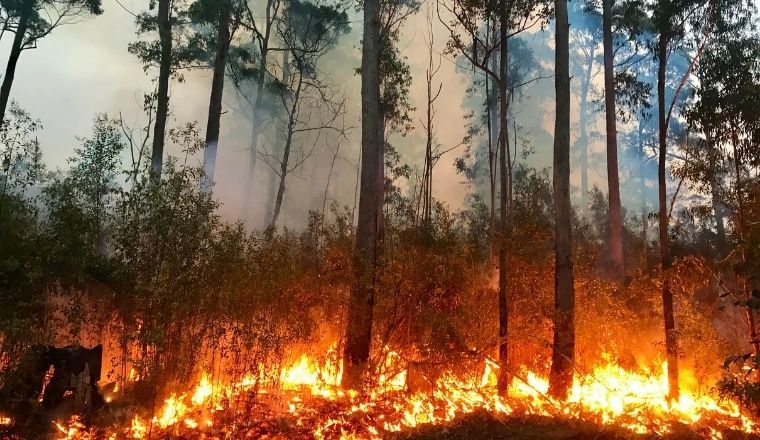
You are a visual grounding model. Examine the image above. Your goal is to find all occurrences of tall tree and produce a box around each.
[342,0,382,389]
[602,0,624,276]
[0,0,103,127]
[199,0,238,188]
[548,0,575,399]
[151,0,172,179]
[266,0,349,228]
[439,0,549,395]
[649,0,718,398]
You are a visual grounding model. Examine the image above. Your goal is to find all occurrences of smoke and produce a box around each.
[0,0,690,231]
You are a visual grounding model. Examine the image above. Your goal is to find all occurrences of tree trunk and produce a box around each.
[241,1,276,219]
[202,5,232,190]
[150,0,172,181]
[657,36,679,400]
[342,0,381,390]
[577,46,594,213]
[270,69,302,229]
[638,120,648,269]
[706,132,726,252]
[0,11,29,127]
[548,0,575,400]
[603,0,624,278]
[730,128,760,359]
[496,14,511,397]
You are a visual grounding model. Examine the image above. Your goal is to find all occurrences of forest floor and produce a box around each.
[393,411,760,440]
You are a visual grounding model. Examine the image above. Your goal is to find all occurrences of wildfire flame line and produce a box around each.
[57,344,756,440]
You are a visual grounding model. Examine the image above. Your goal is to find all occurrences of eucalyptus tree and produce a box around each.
[438,0,550,395]
[342,0,382,390]
[548,0,574,400]
[265,0,349,227]
[569,1,601,213]
[648,0,742,398]
[0,0,103,127]
[681,21,760,365]
[342,0,419,390]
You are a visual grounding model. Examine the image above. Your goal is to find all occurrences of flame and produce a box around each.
[54,345,756,439]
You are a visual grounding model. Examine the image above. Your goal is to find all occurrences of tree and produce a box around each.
[649,0,721,398]
[0,0,103,127]
[438,0,549,395]
[548,0,575,400]
[602,0,624,277]
[231,0,281,222]
[129,0,211,180]
[198,0,240,189]
[266,0,349,227]
[342,0,382,389]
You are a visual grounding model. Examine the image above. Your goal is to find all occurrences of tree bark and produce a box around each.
[0,10,30,127]
[495,13,511,397]
[602,0,624,278]
[548,0,575,400]
[201,4,232,190]
[657,36,679,399]
[150,0,172,181]
[342,0,381,390]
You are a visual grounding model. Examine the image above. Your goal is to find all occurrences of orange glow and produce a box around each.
[54,345,755,439]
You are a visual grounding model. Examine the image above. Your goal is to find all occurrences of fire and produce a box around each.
[53,345,756,439]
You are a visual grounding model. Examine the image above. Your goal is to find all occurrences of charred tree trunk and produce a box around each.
[342,0,381,390]
[657,36,679,399]
[496,14,511,397]
[150,0,172,181]
[549,0,575,399]
[201,4,232,190]
[0,9,30,127]
[602,0,624,277]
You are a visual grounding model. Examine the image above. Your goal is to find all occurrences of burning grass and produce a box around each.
[47,343,756,440]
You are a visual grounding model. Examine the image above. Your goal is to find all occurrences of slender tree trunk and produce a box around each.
[730,129,760,359]
[151,0,172,181]
[496,15,511,397]
[0,11,29,127]
[657,36,679,399]
[342,0,381,390]
[706,132,726,252]
[322,142,341,218]
[548,0,575,400]
[603,0,624,278]
[270,70,302,228]
[241,0,276,219]
[202,5,232,190]
[488,48,499,247]
[638,120,648,268]
[577,46,594,212]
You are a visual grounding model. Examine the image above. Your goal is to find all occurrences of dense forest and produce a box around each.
[0,0,759,438]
